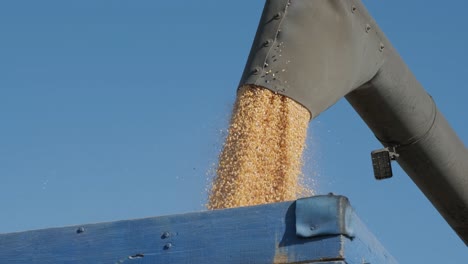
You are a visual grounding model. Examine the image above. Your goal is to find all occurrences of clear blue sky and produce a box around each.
[1,0,467,262]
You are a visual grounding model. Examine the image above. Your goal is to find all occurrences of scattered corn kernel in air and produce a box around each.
[208,85,312,209]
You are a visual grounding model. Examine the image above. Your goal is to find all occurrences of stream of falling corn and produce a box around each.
[207,85,312,210]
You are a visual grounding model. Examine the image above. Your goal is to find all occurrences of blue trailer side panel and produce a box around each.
[0,195,397,263]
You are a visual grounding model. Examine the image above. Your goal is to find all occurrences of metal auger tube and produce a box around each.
[239,0,468,245]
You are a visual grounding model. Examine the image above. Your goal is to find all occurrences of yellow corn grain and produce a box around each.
[208,85,312,209]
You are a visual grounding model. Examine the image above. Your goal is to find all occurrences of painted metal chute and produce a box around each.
[239,0,468,245]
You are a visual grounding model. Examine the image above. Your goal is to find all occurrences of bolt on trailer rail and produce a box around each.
[0,195,398,263]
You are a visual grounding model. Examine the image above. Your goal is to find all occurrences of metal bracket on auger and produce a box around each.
[371,147,399,180]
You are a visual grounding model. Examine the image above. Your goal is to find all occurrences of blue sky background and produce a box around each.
[1,0,467,262]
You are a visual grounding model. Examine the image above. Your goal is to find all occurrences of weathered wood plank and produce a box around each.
[0,195,397,263]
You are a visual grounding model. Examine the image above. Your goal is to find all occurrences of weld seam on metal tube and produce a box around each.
[377,95,438,148]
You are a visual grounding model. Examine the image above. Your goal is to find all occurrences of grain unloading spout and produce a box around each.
[240,0,468,245]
